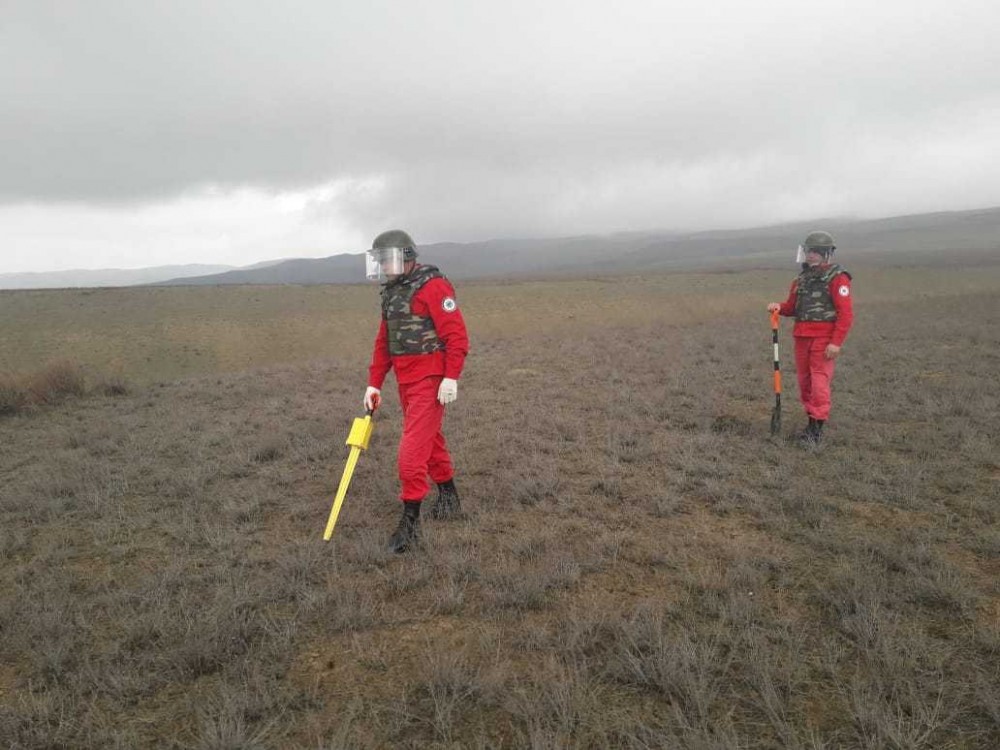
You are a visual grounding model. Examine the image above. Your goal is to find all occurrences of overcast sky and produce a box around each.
[3,0,999,273]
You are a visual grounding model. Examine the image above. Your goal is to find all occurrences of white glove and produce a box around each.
[364,386,381,411]
[437,378,458,405]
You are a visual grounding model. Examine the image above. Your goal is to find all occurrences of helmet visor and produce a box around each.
[797,244,833,264]
[366,247,407,280]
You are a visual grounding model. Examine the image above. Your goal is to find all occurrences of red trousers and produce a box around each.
[794,336,836,421]
[397,376,454,501]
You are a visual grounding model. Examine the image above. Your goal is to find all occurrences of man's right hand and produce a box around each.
[364,386,381,411]
[767,303,781,312]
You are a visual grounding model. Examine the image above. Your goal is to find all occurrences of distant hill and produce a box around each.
[581,207,1000,274]
[6,206,998,290]
[160,206,1000,287]
[0,264,237,290]
[158,255,364,287]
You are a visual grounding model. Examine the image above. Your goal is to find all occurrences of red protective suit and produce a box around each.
[777,267,854,421]
[368,271,470,501]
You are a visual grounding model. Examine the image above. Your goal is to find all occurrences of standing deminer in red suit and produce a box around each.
[363,230,470,553]
[767,231,854,447]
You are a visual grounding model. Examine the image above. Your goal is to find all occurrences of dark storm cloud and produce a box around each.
[2,0,1000,269]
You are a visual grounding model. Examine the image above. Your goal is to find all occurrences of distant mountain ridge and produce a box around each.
[0,264,236,290]
[160,206,1000,286]
[4,206,998,290]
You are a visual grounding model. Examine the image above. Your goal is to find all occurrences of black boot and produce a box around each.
[431,478,461,520]
[387,501,421,553]
[812,420,825,446]
[798,418,818,446]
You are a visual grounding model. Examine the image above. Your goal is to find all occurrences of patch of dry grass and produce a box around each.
[0,360,130,417]
[1,360,85,415]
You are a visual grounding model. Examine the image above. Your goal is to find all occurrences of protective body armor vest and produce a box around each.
[381,265,445,356]
[795,263,850,322]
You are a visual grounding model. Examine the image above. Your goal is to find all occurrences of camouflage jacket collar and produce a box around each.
[382,264,441,290]
[799,263,845,283]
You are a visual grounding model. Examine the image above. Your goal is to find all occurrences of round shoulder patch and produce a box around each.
[838,285,850,297]
[442,297,458,312]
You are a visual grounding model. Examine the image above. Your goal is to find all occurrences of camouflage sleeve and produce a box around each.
[367,318,393,389]
[830,273,854,347]
[418,278,470,380]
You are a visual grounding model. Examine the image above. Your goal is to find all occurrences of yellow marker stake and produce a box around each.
[323,403,377,540]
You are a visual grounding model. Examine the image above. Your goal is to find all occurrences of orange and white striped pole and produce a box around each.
[770,310,782,435]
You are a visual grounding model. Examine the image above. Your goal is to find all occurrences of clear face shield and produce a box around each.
[366,247,408,281]
[796,245,833,265]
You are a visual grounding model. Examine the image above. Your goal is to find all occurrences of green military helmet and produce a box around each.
[796,230,836,265]
[372,229,418,260]
[802,231,835,252]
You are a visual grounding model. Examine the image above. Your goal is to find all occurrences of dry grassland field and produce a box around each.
[1,263,998,749]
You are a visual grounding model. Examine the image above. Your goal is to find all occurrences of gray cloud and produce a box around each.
[2,0,1000,269]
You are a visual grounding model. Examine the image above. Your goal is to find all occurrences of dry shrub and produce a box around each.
[27,360,86,404]
[250,434,286,463]
[401,649,499,744]
[431,573,468,615]
[484,552,582,614]
[0,374,28,415]
[95,373,130,396]
[710,414,753,436]
[0,361,132,417]
[506,659,620,748]
[0,361,89,416]
[511,466,562,506]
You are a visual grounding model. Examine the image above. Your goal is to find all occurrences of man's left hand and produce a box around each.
[825,344,842,360]
[437,378,458,405]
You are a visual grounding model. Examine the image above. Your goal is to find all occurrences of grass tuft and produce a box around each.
[26,360,86,404]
